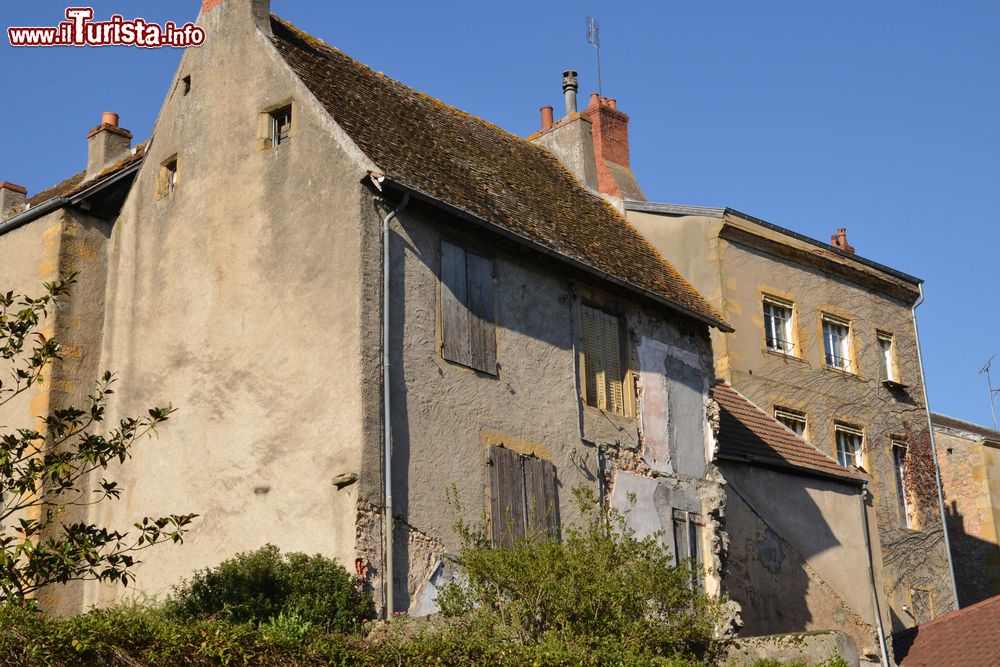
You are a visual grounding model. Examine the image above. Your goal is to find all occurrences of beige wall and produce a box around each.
[934,425,1000,606]
[85,1,374,609]
[629,208,956,636]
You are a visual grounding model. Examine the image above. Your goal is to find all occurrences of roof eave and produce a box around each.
[716,452,868,487]
[383,178,734,332]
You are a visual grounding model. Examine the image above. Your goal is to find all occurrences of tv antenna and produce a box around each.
[979,355,1000,430]
[586,16,602,97]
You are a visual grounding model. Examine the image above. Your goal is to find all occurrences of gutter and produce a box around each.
[860,483,892,667]
[0,160,143,238]
[912,283,961,608]
[376,182,410,618]
[381,179,734,333]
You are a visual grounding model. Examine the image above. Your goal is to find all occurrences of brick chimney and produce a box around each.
[86,112,132,181]
[0,182,27,221]
[528,71,645,202]
[830,228,856,254]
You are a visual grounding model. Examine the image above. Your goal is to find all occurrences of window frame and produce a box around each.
[762,295,795,355]
[892,441,917,529]
[822,314,853,372]
[156,155,178,200]
[877,331,897,383]
[834,422,865,468]
[579,303,633,417]
[270,105,292,147]
[672,509,705,589]
[774,407,807,438]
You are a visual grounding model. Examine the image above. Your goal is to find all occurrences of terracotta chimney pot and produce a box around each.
[101,111,119,127]
[588,92,600,108]
[540,106,554,131]
[608,98,617,109]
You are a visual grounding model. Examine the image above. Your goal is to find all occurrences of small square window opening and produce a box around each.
[271,106,292,147]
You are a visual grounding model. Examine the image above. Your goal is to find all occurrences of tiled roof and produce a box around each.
[269,16,729,331]
[25,144,145,208]
[894,594,1000,666]
[932,412,1000,441]
[712,383,866,483]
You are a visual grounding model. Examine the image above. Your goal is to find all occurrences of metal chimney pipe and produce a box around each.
[562,70,578,116]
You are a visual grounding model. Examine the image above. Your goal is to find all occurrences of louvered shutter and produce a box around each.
[580,305,599,408]
[580,305,625,415]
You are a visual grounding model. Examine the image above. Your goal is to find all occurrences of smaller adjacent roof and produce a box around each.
[894,594,1000,666]
[712,383,866,484]
[26,144,146,208]
[932,412,1000,442]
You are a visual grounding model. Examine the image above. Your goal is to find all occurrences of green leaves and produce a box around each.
[0,276,196,603]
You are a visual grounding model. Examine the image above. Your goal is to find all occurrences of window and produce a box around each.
[440,240,496,374]
[763,297,794,354]
[579,304,629,415]
[775,407,807,438]
[878,332,896,382]
[270,105,292,146]
[488,445,560,548]
[672,509,704,589]
[822,315,852,371]
[893,442,916,529]
[835,423,864,468]
[157,156,178,199]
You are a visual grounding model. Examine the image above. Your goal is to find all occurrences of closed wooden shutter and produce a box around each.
[489,445,560,547]
[580,304,626,415]
[523,456,560,539]
[441,241,496,374]
[466,252,496,374]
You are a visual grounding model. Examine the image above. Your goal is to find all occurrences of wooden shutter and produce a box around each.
[523,456,560,539]
[466,252,496,374]
[489,445,527,548]
[441,241,471,367]
[580,304,625,415]
[441,241,496,375]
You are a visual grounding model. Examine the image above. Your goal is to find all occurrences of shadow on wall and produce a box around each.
[944,500,1000,608]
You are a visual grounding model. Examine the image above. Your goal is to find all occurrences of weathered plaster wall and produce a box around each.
[934,426,1000,606]
[87,1,372,609]
[721,463,883,658]
[631,209,956,634]
[380,204,723,611]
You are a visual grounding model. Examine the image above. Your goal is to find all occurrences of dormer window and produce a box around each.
[271,106,292,147]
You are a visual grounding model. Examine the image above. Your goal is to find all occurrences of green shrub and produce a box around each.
[164,544,373,632]
[435,486,723,661]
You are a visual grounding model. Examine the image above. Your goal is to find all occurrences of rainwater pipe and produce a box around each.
[381,188,410,618]
[912,284,960,608]
[859,484,890,667]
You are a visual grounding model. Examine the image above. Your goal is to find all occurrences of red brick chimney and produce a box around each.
[580,94,631,197]
[830,228,856,254]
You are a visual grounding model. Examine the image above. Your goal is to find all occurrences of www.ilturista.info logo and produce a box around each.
[7,8,205,48]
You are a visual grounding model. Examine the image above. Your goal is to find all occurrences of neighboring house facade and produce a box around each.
[713,383,889,662]
[931,413,1000,607]
[624,203,956,638]
[0,0,733,618]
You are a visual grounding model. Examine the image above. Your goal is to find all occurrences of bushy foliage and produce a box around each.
[0,276,195,601]
[435,486,723,661]
[164,544,373,632]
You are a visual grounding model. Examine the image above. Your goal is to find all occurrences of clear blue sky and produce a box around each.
[3,1,998,426]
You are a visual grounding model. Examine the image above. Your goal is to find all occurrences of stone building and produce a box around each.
[624,203,957,645]
[932,413,1000,607]
[0,0,733,619]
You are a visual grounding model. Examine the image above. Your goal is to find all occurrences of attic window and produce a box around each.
[182,75,191,95]
[157,156,178,199]
[270,106,292,146]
